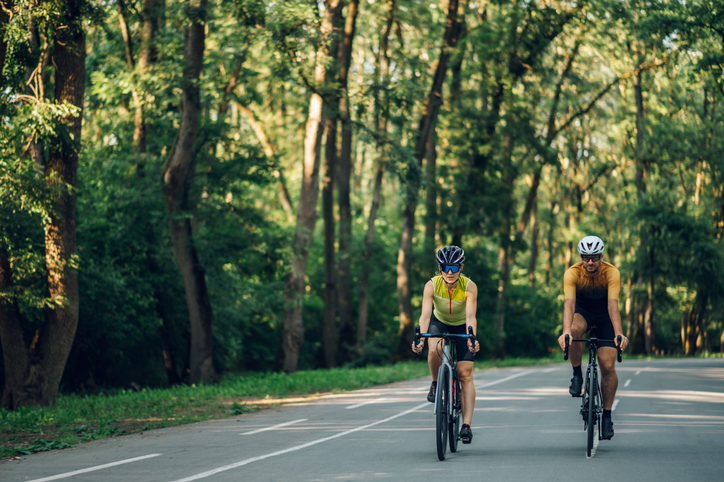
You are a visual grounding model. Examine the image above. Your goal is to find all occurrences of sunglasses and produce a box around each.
[440,264,461,273]
[581,255,601,263]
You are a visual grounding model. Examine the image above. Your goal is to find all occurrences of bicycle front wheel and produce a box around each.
[436,366,449,461]
[449,373,461,453]
[586,375,595,457]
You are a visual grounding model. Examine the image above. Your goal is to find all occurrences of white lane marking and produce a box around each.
[612,399,620,411]
[171,371,533,481]
[542,367,559,373]
[241,419,307,435]
[478,370,533,388]
[635,370,642,375]
[27,454,161,482]
[624,379,631,387]
[346,398,386,409]
[588,436,600,458]
[172,403,429,482]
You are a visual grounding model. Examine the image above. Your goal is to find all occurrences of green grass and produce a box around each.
[0,354,572,459]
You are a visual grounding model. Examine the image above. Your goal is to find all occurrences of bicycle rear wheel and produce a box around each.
[586,374,595,457]
[436,366,449,461]
[449,373,461,453]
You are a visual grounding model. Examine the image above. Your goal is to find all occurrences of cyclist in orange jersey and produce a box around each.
[558,235,629,439]
[412,245,480,444]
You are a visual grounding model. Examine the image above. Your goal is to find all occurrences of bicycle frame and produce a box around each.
[564,334,622,457]
[415,325,474,460]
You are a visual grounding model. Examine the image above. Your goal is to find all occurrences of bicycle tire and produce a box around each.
[436,366,449,461]
[449,373,461,453]
[586,374,595,457]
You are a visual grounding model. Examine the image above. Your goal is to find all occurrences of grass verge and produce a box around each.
[0,355,560,459]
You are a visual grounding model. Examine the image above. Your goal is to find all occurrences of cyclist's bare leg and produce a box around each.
[457,361,475,426]
[598,347,618,410]
[427,337,443,382]
[569,313,588,368]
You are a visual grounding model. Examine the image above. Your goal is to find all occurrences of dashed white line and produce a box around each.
[542,367,559,373]
[346,398,386,409]
[624,379,631,387]
[172,403,429,482]
[27,454,162,482]
[612,399,620,411]
[635,370,642,375]
[478,370,533,388]
[174,371,534,481]
[241,419,307,435]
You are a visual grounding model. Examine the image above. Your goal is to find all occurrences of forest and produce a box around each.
[1,0,723,409]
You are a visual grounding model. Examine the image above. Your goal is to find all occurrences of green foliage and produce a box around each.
[3,0,724,411]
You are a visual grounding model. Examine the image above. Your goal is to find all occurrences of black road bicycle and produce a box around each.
[415,325,475,461]
[564,333,622,457]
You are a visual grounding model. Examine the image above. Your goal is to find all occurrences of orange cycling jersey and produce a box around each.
[563,261,620,313]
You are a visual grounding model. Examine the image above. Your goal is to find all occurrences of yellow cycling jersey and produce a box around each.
[431,274,470,326]
[563,261,621,313]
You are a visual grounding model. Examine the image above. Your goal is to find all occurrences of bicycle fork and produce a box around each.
[581,367,601,429]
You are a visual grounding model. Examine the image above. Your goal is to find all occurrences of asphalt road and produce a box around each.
[2,358,723,482]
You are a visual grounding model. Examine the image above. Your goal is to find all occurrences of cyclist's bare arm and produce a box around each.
[412,281,435,353]
[608,299,629,351]
[465,281,479,353]
[559,270,578,350]
[558,298,576,351]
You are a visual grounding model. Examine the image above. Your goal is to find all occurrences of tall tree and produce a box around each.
[161,0,215,384]
[282,0,341,372]
[336,0,360,361]
[357,0,395,352]
[0,0,86,408]
[321,1,343,369]
[397,0,461,354]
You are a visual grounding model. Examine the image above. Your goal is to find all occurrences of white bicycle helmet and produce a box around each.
[577,235,605,255]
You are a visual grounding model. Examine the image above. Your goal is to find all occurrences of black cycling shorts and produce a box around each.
[428,314,475,362]
[575,305,617,348]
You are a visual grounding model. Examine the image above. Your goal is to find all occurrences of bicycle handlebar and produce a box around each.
[563,334,623,363]
[414,325,476,348]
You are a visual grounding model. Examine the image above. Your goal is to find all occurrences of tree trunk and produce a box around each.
[162,0,215,385]
[397,0,460,354]
[0,8,86,409]
[634,68,647,193]
[336,0,360,363]
[357,0,394,353]
[626,277,634,345]
[322,113,338,369]
[322,0,343,368]
[0,248,35,409]
[681,308,688,354]
[423,127,438,256]
[358,165,384,352]
[644,246,656,355]
[528,198,538,287]
[282,0,341,373]
[494,138,514,359]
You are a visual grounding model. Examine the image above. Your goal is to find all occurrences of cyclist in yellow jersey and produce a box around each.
[412,246,480,444]
[558,235,629,440]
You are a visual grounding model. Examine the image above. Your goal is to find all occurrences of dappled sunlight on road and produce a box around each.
[475,386,568,402]
[618,390,724,404]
